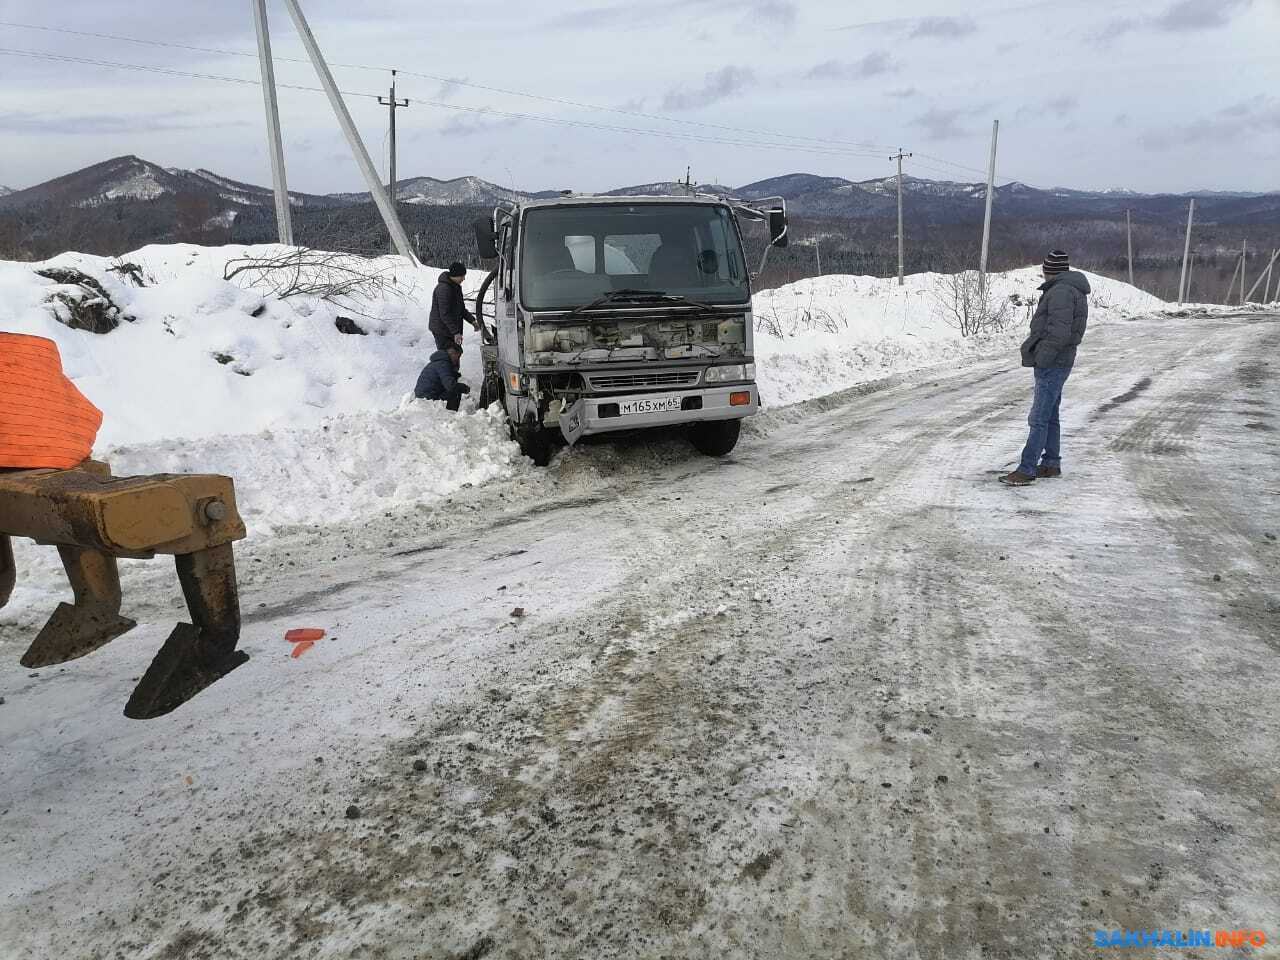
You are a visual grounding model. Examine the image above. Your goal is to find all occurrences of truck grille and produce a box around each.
[586,370,701,392]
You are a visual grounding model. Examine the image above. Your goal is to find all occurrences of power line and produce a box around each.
[0,47,892,161]
[0,48,381,99]
[0,19,899,154]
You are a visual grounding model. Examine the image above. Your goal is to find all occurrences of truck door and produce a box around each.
[496,218,522,398]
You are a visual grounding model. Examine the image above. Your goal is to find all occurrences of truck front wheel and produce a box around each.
[689,419,741,457]
[515,422,555,467]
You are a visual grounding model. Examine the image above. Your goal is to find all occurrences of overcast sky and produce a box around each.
[1,0,1277,194]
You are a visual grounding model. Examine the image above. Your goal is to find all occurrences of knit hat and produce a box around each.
[448,261,467,278]
[1043,250,1070,275]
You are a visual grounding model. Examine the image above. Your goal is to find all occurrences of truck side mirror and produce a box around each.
[769,209,789,248]
[473,218,499,260]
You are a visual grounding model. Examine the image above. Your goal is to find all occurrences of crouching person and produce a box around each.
[414,343,471,412]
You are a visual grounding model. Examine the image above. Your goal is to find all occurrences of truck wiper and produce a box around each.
[561,289,713,320]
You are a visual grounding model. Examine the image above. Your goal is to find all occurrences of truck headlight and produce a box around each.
[705,363,754,383]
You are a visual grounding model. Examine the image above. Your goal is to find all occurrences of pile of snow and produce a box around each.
[0,244,488,446]
[0,244,1171,538]
[751,268,1165,407]
[107,400,526,535]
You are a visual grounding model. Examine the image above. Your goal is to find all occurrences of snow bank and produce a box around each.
[106,400,527,535]
[751,268,1165,407]
[0,245,1170,537]
[0,244,488,446]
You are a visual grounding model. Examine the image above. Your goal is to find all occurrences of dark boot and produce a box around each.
[998,470,1036,486]
[1036,465,1062,478]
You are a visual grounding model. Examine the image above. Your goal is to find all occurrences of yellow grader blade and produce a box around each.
[0,462,249,719]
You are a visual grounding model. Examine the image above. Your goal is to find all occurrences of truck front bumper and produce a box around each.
[568,384,759,438]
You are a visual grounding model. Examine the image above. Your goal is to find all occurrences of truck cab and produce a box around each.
[473,194,787,464]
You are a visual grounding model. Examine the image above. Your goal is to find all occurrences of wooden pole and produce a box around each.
[1244,247,1280,303]
[1177,198,1194,304]
[978,120,999,298]
[1125,209,1134,287]
[891,148,911,285]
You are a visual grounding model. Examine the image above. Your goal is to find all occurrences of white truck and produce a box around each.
[472,194,788,465]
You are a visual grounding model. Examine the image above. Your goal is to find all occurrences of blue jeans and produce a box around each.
[1018,365,1071,476]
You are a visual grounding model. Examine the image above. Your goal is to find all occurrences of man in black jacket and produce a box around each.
[429,262,475,351]
[1000,250,1090,486]
[414,343,470,412]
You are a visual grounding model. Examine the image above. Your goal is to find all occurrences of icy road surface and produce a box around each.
[2,312,1278,960]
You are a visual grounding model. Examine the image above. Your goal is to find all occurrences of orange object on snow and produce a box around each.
[290,640,316,658]
[0,333,102,469]
[285,628,326,642]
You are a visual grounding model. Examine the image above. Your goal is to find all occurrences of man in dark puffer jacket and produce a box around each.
[1000,250,1090,486]
[429,261,475,352]
[414,344,470,412]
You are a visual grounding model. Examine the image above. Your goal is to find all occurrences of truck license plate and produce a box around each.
[618,395,682,416]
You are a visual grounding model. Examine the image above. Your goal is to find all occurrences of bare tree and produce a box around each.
[933,270,1011,337]
[223,248,420,317]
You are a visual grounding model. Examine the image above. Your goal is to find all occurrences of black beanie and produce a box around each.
[448,261,467,278]
[1043,250,1070,275]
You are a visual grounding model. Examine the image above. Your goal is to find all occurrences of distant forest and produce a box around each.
[1,192,1274,304]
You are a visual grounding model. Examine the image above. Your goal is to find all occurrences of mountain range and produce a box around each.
[4,155,1278,228]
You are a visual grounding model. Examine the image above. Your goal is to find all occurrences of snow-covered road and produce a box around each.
[2,312,1278,959]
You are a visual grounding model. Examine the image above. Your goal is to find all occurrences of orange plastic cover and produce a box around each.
[0,333,103,469]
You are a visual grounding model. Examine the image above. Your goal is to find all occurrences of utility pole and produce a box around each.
[815,237,822,276]
[1238,239,1247,305]
[280,0,418,263]
[1125,209,1134,287]
[1224,255,1243,304]
[1266,248,1277,303]
[1186,250,1195,302]
[251,0,293,245]
[378,71,410,208]
[978,120,999,298]
[1177,198,1195,304]
[1243,247,1279,303]
[891,148,912,285]
[378,70,409,253]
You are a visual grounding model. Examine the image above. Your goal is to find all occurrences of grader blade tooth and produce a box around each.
[123,544,247,719]
[21,602,137,668]
[1,534,14,609]
[124,622,248,720]
[20,544,136,667]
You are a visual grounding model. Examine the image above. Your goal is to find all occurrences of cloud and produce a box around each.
[542,0,717,30]
[1140,95,1280,149]
[661,66,756,111]
[887,87,919,99]
[438,111,522,138]
[806,51,898,81]
[1016,95,1079,119]
[911,105,989,140]
[0,110,247,135]
[1107,0,1251,36]
[432,78,466,102]
[1153,0,1251,30]
[744,1,797,29]
[908,16,978,39]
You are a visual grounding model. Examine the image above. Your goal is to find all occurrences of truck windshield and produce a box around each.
[520,203,749,311]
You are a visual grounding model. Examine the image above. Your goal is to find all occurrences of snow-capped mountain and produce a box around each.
[0,156,342,213]
[602,180,735,198]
